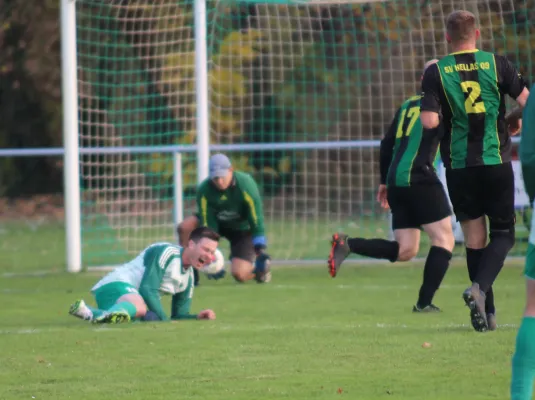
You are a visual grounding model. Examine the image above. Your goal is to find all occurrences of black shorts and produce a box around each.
[387,183,452,230]
[219,229,256,263]
[445,162,515,229]
[193,215,256,263]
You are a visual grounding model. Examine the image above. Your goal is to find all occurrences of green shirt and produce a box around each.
[520,84,535,202]
[380,95,441,187]
[421,49,527,169]
[196,171,265,236]
[92,243,196,321]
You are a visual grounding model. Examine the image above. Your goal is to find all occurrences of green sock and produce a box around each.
[511,317,535,400]
[107,302,137,318]
[87,305,105,319]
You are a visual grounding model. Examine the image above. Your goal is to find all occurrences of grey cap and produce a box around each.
[209,153,232,178]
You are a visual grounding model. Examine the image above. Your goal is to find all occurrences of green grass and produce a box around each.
[0,262,528,399]
[0,214,530,272]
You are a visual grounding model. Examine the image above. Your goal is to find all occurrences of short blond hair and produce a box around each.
[446,10,477,43]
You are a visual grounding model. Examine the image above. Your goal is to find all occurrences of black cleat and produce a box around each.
[462,284,488,332]
[412,304,441,313]
[328,233,351,278]
[486,313,497,331]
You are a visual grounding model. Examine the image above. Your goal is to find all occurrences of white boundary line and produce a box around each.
[0,321,520,336]
[1,257,526,278]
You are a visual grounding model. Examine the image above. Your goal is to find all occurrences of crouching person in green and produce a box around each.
[68,227,220,324]
[178,153,271,286]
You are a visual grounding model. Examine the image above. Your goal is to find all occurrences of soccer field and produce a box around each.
[0,261,526,400]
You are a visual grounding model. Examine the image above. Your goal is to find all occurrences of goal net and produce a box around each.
[75,0,534,266]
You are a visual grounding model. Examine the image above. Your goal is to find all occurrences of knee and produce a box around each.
[232,270,249,282]
[489,218,516,247]
[397,243,418,262]
[231,259,254,282]
[464,232,486,249]
[135,303,148,318]
[489,227,515,249]
[431,231,455,252]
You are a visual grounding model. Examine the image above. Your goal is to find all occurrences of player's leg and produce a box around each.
[446,167,489,331]
[476,163,516,294]
[511,239,535,400]
[328,187,410,276]
[415,217,454,311]
[91,282,147,324]
[412,184,455,312]
[68,299,98,321]
[461,217,497,328]
[465,163,515,331]
[227,231,266,283]
[512,196,535,392]
[177,215,201,286]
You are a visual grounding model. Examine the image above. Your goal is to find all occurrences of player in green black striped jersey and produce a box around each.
[383,94,441,188]
[329,60,455,313]
[68,227,219,324]
[511,85,535,400]
[177,153,271,286]
[421,10,530,332]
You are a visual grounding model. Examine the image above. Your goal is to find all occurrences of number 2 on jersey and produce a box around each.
[396,106,420,138]
[461,81,486,114]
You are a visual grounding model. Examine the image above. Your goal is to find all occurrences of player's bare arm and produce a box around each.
[506,87,531,135]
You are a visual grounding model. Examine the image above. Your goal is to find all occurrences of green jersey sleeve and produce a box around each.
[240,174,265,237]
[170,274,197,320]
[196,181,219,230]
[138,251,171,321]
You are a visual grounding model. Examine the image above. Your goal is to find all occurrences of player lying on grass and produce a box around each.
[420,10,530,332]
[511,84,535,400]
[68,227,219,324]
[177,153,271,286]
[329,60,455,313]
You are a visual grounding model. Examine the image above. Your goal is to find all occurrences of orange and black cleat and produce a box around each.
[328,233,351,278]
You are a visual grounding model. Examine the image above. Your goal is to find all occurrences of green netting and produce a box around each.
[75,0,535,265]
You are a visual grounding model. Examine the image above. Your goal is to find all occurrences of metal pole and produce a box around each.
[194,0,210,182]
[173,152,184,242]
[61,0,82,272]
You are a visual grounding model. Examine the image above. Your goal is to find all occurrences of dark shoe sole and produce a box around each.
[462,289,488,332]
[328,234,338,277]
[412,305,441,313]
[328,233,348,278]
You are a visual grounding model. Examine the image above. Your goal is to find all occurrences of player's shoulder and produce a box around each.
[234,171,258,186]
[152,242,181,264]
[196,178,213,194]
[146,242,181,252]
[401,94,421,107]
[487,51,513,67]
[422,61,440,80]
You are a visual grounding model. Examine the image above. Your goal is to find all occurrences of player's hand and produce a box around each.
[376,184,389,209]
[508,117,522,136]
[254,250,271,283]
[506,109,522,136]
[197,309,216,320]
[206,269,226,280]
